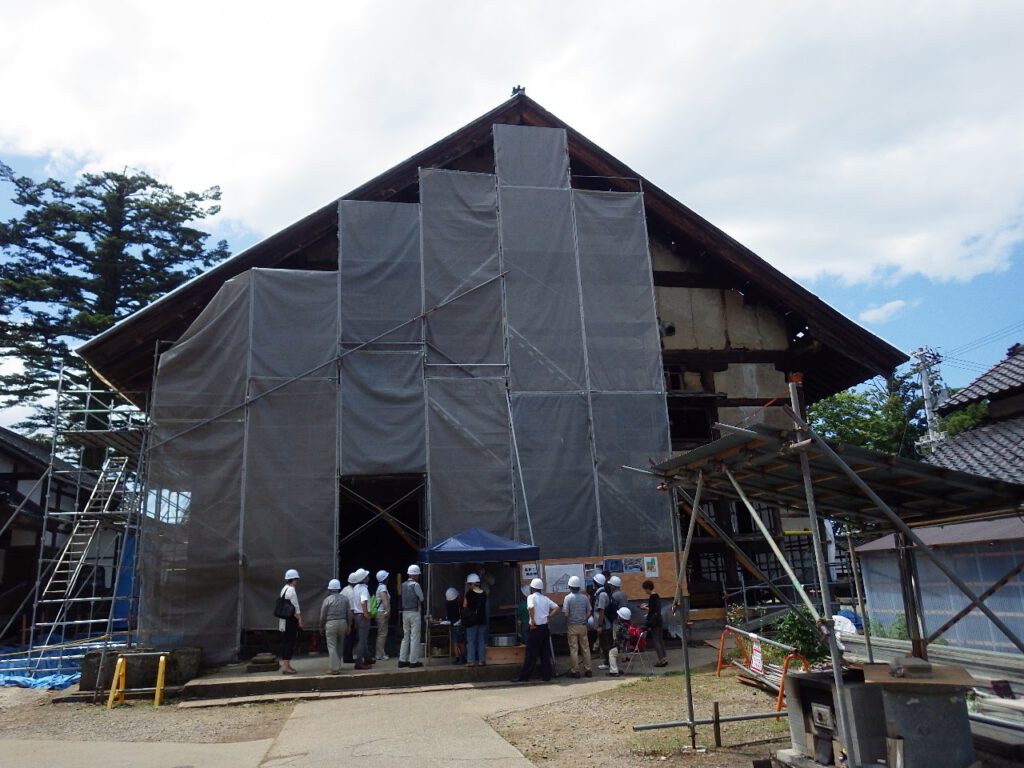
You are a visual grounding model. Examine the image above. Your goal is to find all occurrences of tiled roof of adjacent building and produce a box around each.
[939,343,1024,413]
[926,415,1024,485]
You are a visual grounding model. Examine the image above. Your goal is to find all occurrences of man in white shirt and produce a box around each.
[512,578,559,683]
[349,568,373,669]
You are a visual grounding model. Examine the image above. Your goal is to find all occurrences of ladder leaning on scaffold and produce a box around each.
[29,455,132,672]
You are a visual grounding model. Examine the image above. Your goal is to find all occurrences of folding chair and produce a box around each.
[623,629,654,675]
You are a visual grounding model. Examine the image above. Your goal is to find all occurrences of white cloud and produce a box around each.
[858,300,911,325]
[0,2,1022,285]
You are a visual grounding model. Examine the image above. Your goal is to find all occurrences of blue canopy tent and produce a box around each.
[419,527,539,564]
[418,528,539,665]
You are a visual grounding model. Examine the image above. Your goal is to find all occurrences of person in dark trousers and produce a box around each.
[512,578,559,682]
[463,573,488,666]
[592,573,612,670]
[640,579,668,666]
[445,587,467,664]
[278,568,303,675]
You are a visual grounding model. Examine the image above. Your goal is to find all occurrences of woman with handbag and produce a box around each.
[278,569,303,674]
[462,573,488,667]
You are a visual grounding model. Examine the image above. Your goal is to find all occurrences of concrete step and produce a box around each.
[182,661,519,701]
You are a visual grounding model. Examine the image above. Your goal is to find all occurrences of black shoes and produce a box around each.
[408,661,423,668]
[584,670,593,678]
[398,661,409,668]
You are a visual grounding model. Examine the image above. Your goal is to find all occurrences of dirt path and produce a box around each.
[490,669,788,767]
[0,686,293,743]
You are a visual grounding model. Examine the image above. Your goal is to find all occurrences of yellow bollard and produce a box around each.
[106,656,127,709]
[153,654,167,707]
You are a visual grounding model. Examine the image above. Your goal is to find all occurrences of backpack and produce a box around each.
[369,593,379,618]
[597,587,617,628]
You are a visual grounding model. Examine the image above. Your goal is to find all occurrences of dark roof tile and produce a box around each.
[925,415,1024,484]
[940,343,1024,412]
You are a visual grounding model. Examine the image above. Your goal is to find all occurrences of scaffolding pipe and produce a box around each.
[633,709,790,732]
[784,406,1024,657]
[677,473,703,748]
[788,380,857,768]
[723,468,821,621]
[846,530,874,663]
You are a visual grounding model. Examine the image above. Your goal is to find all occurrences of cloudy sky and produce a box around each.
[2,1,1022,408]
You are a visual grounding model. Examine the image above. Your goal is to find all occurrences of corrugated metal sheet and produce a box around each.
[858,517,1024,552]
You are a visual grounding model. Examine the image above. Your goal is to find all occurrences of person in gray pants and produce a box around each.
[349,568,373,670]
[320,578,350,674]
[398,563,424,668]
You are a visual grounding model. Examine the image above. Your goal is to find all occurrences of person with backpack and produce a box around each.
[592,573,613,670]
[277,568,303,675]
[607,606,635,676]
[349,568,373,670]
[562,575,592,678]
[374,569,391,661]
[608,574,628,653]
[398,564,425,668]
[462,573,488,666]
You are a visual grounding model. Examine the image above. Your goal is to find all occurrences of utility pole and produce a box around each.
[910,347,945,454]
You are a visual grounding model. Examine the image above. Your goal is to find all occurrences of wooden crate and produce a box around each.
[486,644,526,665]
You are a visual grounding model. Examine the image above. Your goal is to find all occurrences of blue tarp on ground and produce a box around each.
[419,527,539,564]
[0,642,82,689]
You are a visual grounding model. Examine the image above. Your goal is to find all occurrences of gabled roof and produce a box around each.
[939,343,1024,413]
[926,415,1024,485]
[77,93,907,403]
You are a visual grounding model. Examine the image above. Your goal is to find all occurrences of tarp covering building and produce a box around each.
[141,125,673,661]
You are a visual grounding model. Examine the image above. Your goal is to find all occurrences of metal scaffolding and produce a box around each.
[632,376,1024,767]
[2,370,148,680]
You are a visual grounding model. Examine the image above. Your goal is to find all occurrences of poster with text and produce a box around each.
[643,556,659,577]
[520,562,539,580]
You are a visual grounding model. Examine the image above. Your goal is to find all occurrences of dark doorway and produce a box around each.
[338,474,425,594]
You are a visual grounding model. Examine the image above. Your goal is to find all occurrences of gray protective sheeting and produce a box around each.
[144,124,672,663]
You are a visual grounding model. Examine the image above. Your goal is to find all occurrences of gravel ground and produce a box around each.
[0,687,293,743]
[490,669,788,768]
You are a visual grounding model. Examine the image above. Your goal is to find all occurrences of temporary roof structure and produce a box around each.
[419,527,539,564]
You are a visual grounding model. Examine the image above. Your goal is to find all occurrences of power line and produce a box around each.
[946,319,1024,356]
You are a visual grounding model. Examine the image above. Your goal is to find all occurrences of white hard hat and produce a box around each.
[587,615,595,629]
[530,577,544,591]
[609,575,622,587]
[328,579,342,591]
[445,587,459,601]
[466,573,481,584]
[284,569,300,580]
[376,570,389,582]
[593,573,606,586]
[567,576,581,589]
[407,564,421,576]
[617,606,632,621]
[349,568,370,584]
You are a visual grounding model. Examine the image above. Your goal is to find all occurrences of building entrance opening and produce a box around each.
[338,474,425,594]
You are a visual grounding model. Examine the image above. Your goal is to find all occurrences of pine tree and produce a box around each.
[0,163,230,433]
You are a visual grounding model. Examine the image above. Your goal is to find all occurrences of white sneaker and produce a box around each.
[598,663,609,670]
[379,655,389,661]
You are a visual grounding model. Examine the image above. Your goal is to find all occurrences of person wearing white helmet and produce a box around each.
[373,570,391,661]
[278,569,303,675]
[444,586,467,664]
[462,573,488,666]
[349,568,373,669]
[591,572,613,670]
[607,575,628,660]
[398,564,424,668]
[512,577,559,682]
[562,575,592,678]
[607,606,634,676]
[320,578,349,674]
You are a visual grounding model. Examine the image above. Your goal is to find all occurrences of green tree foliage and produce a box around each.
[941,400,988,437]
[808,372,927,459]
[0,164,230,433]
[774,605,828,662]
